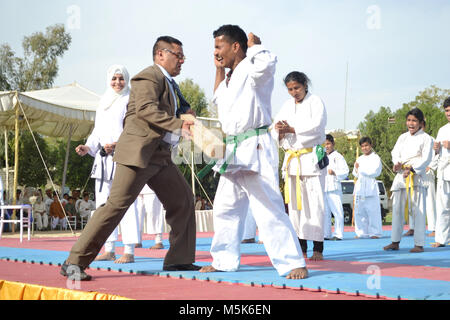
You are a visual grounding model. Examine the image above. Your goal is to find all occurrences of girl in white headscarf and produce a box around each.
[76,65,141,264]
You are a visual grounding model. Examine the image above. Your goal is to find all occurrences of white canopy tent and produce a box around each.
[0,82,100,208]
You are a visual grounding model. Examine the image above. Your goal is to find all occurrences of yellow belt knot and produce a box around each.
[403,165,415,223]
[284,148,313,211]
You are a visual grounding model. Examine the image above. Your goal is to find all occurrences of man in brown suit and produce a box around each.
[61,36,199,281]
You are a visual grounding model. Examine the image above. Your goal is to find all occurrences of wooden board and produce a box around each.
[180,114,225,159]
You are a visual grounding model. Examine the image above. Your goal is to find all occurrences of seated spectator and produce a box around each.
[31,192,48,231]
[78,191,95,221]
[49,193,66,230]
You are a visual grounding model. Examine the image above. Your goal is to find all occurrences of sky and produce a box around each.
[1,0,449,131]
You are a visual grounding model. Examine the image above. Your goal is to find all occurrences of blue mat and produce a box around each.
[1,231,449,300]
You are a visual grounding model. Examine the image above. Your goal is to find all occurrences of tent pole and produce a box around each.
[61,124,73,195]
[4,129,9,202]
[12,104,20,230]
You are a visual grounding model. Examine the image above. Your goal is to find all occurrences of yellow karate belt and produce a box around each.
[284,148,313,211]
[403,165,415,224]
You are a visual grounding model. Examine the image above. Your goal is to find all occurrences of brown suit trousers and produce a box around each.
[67,148,196,268]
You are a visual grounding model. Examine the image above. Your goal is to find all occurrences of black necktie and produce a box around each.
[170,79,191,117]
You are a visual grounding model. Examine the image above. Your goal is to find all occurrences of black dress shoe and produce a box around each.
[60,261,92,281]
[162,263,202,271]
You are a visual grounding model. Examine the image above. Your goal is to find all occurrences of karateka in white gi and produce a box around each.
[431,98,450,247]
[273,71,328,261]
[323,134,349,240]
[199,25,308,279]
[75,65,141,263]
[352,137,383,239]
[384,108,433,253]
[136,184,165,249]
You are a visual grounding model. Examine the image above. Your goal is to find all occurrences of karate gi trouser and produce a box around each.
[34,213,48,230]
[137,193,164,241]
[287,175,325,242]
[67,159,196,268]
[95,179,140,246]
[391,187,426,246]
[242,210,257,240]
[210,170,306,276]
[324,191,345,239]
[435,180,450,245]
[425,182,437,231]
[354,195,382,238]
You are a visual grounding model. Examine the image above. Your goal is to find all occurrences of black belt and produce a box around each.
[99,147,115,193]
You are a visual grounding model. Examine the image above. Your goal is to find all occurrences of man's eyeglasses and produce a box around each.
[162,48,186,61]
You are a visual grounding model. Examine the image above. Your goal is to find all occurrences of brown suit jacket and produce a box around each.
[113,65,183,168]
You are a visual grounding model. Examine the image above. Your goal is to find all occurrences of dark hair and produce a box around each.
[359,136,372,146]
[284,71,311,93]
[213,24,248,53]
[83,191,89,197]
[405,108,425,123]
[443,97,450,109]
[152,36,183,60]
[326,134,335,144]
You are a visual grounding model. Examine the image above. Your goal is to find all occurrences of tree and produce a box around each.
[0,24,72,91]
[179,79,210,117]
[355,86,450,191]
[51,138,95,193]
[17,131,51,187]
[0,24,72,190]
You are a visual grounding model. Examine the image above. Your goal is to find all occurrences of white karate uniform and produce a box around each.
[137,184,164,244]
[273,93,327,243]
[86,65,140,254]
[424,151,438,232]
[353,152,383,238]
[434,123,450,245]
[390,129,433,247]
[324,151,349,239]
[209,44,306,276]
[242,209,257,241]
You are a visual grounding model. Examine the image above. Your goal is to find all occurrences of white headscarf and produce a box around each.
[98,64,130,111]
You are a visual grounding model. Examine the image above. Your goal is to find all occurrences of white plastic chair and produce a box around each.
[0,205,32,242]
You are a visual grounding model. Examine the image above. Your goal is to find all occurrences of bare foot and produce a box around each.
[150,243,164,250]
[94,252,116,261]
[309,251,323,261]
[370,236,380,239]
[135,243,143,248]
[199,265,220,273]
[257,240,264,244]
[241,238,255,243]
[427,232,435,237]
[286,267,308,279]
[404,229,414,236]
[114,254,135,264]
[409,246,424,253]
[431,242,445,248]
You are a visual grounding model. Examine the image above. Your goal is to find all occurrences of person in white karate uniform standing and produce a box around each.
[199,25,307,279]
[431,98,450,247]
[136,184,165,249]
[384,108,433,253]
[352,137,383,239]
[272,71,328,261]
[75,65,141,264]
[323,134,349,240]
